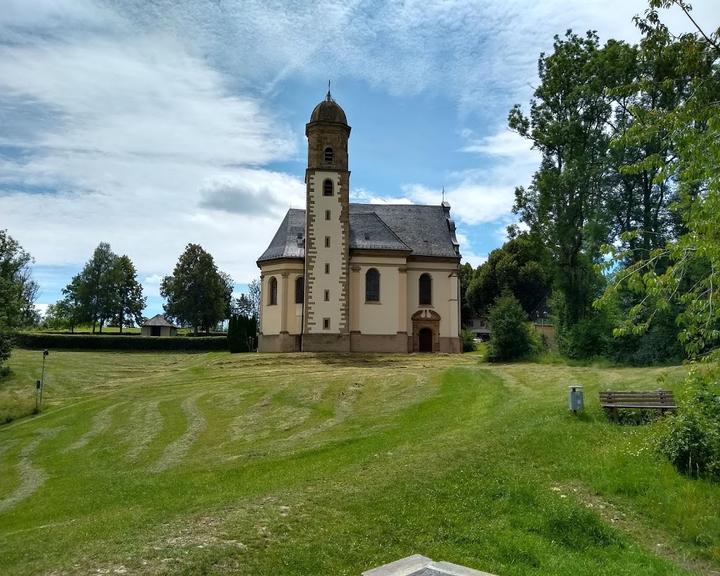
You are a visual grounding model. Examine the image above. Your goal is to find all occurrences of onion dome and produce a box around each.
[309,89,348,124]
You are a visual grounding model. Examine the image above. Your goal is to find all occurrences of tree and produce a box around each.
[597,1,720,358]
[112,255,146,333]
[0,230,38,374]
[0,229,39,329]
[234,294,254,319]
[72,243,119,333]
[466,233,552,318]
[44,299,79,332]
[161,244,233,334]
[510,31,613,337]
[487,293,537,362]
[247,278,261,320]
[458,262,474,326]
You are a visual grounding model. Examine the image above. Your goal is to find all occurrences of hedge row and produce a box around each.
[14,332,228,351]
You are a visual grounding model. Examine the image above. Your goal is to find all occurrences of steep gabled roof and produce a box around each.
[257,208,306,262]
[257,203,461,264]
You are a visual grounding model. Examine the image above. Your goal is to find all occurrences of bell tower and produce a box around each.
[303,90,351,351]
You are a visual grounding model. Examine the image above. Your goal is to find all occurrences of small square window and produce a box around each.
[325,236,331,248]
[323,318,330,330]
[325,263,330,274]
[324,289,330,301]
[325,210,331,220]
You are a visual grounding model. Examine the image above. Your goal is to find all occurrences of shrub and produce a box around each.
[228,315,257,353]
[14,332,227,351]
[487,293,537,362]
[657,365,720,481]
[609,309,684,365]
[0,332,12,372]
[461,329,476,352]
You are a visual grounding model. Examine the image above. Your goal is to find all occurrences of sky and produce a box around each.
[1,0,718,318]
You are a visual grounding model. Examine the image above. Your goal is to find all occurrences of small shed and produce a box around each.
[141,314,177,337]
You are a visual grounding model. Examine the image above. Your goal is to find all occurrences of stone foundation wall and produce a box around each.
[259,333,460,353]
[350,332,409,353]
[258,333,301,353]
[439,337,461,354]
[302,333,351,352]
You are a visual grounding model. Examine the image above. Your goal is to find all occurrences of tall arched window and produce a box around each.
[295,276,304,304]
[365,268,380,302]
[323,179,333,196]
[324,147,334,163]
[419,273,432,305]
[268,276,278,306]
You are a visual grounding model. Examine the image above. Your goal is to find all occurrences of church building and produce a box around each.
[256,92,462,353]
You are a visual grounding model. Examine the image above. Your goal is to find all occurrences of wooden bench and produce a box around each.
[600,390,677,419]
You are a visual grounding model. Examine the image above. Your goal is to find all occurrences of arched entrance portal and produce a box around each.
[411,309,441,352]
[418,328,433,352]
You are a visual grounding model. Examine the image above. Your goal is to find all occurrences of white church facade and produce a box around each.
[257,93,462,353]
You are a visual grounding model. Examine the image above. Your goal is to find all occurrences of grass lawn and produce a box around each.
[0,349,718,575]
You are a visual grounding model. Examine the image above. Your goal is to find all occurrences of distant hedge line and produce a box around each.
[14,332,228,351]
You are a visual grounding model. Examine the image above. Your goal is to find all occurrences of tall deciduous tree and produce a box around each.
[161,244,233,334]
[59,244,145,333]
[598,1,720,357]
[510,31,613,332]
[112,255,146,333]
[0,230,38,372]
[458,262,474,326]
[78,243,118,333]
[0,229,39,330]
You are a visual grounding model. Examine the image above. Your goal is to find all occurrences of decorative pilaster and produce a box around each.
[280,272,289,334]
[350,264,361,332]
[398,266,407,333]
[448,271,459,337]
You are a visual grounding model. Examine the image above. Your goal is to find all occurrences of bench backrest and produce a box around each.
[599,390,675,405]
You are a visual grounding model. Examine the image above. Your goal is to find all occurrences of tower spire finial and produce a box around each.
[326,80,332,101]
[442,186,445,203]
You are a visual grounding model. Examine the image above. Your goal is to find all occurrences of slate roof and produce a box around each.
[257,203,460,263]
[142,314,175,328]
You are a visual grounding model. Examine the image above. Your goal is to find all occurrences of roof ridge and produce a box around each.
[351,202,442,208]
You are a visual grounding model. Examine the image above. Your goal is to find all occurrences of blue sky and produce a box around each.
[1,0,717,317]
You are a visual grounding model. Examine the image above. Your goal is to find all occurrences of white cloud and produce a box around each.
[402,125,541,226]
[0,10,302,287]
[351,188,414,205]
[461,128,535,158]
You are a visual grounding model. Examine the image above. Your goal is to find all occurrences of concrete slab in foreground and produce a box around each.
[362,554,497,576]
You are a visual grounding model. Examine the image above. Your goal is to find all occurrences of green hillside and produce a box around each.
[0,350,717,575]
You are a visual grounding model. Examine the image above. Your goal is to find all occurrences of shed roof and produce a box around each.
[142,314,176,328]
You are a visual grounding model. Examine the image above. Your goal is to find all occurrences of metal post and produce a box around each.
[39,349,49,410]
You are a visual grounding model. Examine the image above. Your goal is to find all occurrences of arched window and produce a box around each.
[324,147,334,163]
[419,273,432,305]
[323,179,333,196]
[295,276,304,304]
[268,276,277,306]
[365,268,380,302]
